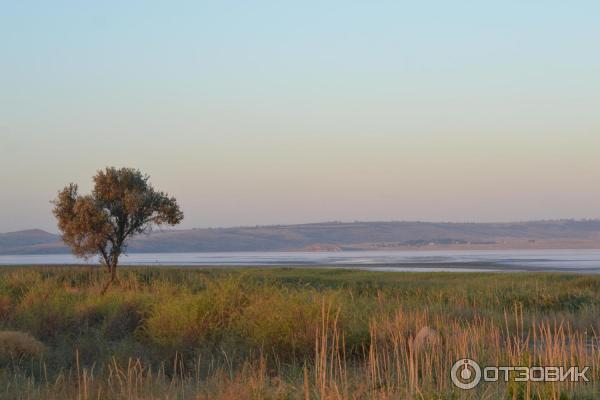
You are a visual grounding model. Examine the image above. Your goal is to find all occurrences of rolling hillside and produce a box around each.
[2,220,600,255]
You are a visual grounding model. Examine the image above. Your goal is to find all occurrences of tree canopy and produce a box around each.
[53,167,183,291]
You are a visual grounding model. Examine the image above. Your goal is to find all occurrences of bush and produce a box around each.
[15,281,82,340]
[0,294,13,322]
[240,288,322,359]
[142,277,249,350]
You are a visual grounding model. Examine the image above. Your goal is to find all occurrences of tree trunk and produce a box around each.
[100,260,119,295]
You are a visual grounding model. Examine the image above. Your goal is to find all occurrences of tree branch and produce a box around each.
[98,246,111,272]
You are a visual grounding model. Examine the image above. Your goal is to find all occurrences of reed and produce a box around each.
[0,266,599,399]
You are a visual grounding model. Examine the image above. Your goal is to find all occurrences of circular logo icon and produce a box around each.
[451,358,481,390]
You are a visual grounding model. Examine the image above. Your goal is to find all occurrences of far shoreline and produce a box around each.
[2,260,600,274]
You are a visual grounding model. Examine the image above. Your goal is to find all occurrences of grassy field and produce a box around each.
[0,266,599,399]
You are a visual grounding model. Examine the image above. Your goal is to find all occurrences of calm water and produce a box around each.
[2,249,600,273]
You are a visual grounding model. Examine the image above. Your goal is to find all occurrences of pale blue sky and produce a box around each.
[1,1,600,232]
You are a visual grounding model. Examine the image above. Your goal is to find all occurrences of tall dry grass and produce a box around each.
[0,267,599,399]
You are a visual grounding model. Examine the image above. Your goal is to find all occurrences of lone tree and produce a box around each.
[53,167,183,293]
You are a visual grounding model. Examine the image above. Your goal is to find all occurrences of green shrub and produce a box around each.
[241,288,322,359]
[142,277,249,350]
[15,282,81,340]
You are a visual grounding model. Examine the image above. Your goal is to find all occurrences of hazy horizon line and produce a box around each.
[5,217,600,235]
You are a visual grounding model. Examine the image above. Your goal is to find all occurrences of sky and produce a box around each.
[1,1,600,233]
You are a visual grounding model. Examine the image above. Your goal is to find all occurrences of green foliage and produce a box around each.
[15,281,81,340]
[1,266,600,398]
[52,167,183,291]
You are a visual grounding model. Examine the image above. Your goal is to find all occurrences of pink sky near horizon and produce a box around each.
[2,2,600,232]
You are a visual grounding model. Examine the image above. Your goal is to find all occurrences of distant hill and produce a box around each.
[0,229,66,255]
[2,220,600,255]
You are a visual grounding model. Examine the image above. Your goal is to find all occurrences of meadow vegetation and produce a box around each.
[0,266,599,399]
